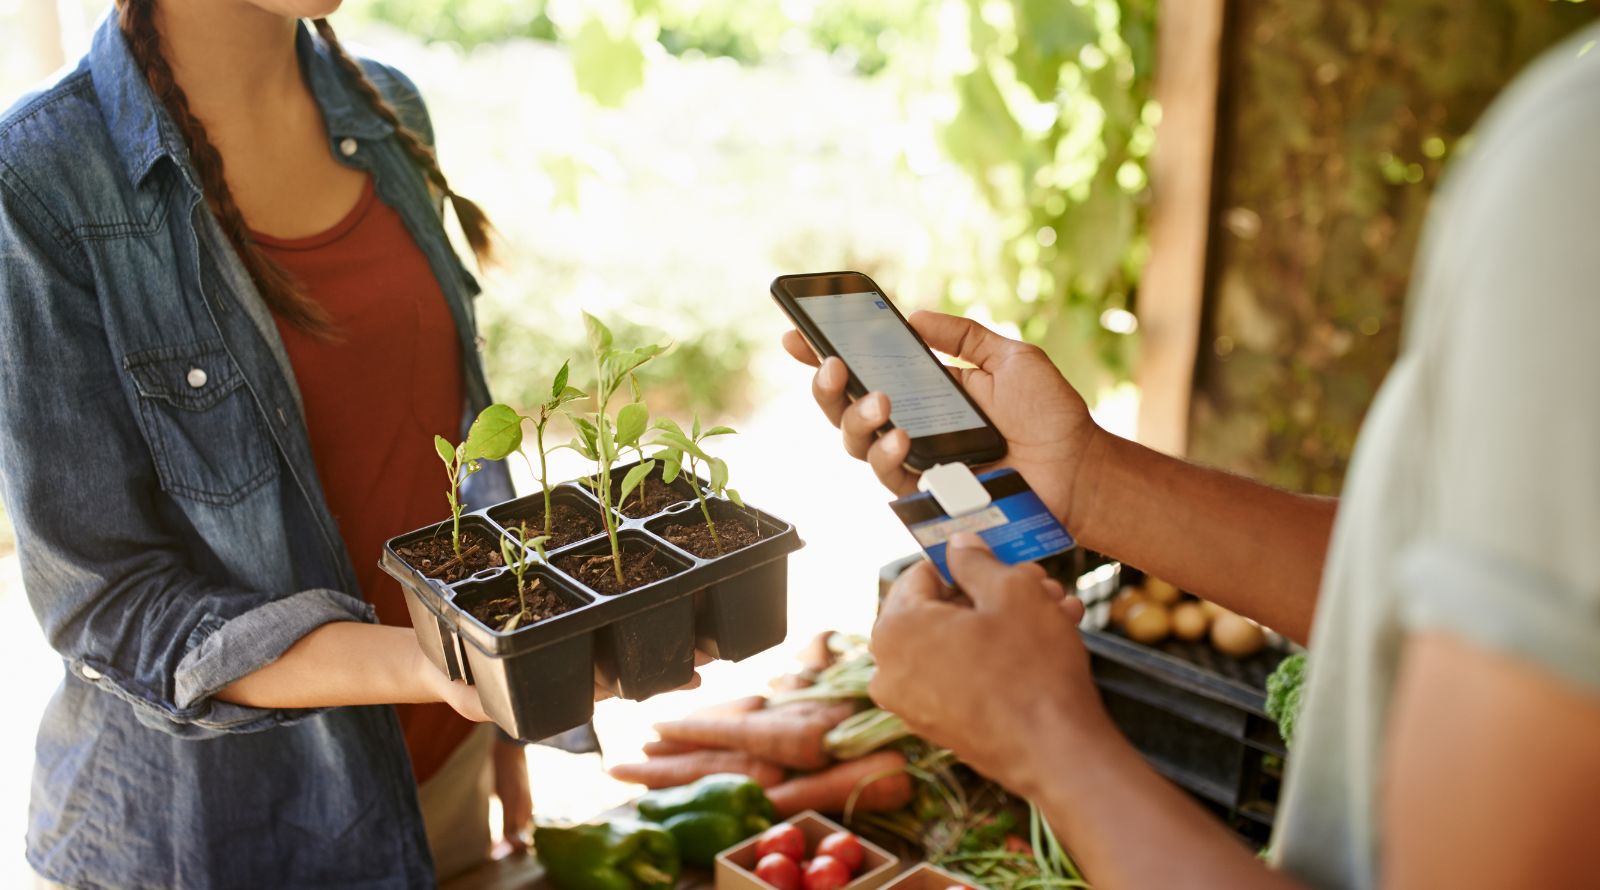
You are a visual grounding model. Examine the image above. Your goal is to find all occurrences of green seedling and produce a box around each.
[524,361,588,538]
[498,523,551,632]
[652,414,742,553]
[435,403,523,559]
[570,313,667,584]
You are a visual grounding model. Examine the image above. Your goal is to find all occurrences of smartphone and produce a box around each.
[770,271,1007,470]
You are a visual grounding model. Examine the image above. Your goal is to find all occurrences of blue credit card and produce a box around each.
[889,468,1075,586]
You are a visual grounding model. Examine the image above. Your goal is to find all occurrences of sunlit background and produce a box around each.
[0,0,1150,882]
[9,0,1594,882]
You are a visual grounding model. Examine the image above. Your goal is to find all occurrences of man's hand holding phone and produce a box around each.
[780,310,1101,530]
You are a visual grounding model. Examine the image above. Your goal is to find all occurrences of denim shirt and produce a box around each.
[0,16,511,889]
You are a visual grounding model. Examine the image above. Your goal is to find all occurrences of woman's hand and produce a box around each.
[868,534,1112,795]
[416,651,492,722]
[782,311,1101,523]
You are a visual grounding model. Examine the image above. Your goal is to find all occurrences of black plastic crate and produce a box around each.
[878,549,1289,843]
[384,463,803,741]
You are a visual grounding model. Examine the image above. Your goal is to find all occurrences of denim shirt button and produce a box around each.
[79,664,103,681]
[186,367,207,389]
[339,137,358,157]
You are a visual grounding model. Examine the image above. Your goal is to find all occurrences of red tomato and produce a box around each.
[803,855,852,890]
[755,824,806,863]
[1003,835,1034,856]
[755,853,803,890]
[815,832,865,875]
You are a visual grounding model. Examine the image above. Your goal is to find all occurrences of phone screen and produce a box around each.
[797,291,988,438]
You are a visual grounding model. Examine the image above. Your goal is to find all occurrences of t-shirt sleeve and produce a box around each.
[1395,79,1600,693]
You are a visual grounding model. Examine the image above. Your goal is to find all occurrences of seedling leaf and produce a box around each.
[710,456,729,491]
[434,435,456,467]
[653,417,686,438]
[660,456,682,484]
[616,402,648,446]
[652,430,703,459]
[619,460,655,505]
[726,488,744,508]
[692,415,701,439]
[583,312,613,353]
[703,425,737,437]
[464,404,523,461]
[552,361,570,398]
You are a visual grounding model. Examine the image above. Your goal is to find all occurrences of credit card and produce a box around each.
[889,468,1074,585]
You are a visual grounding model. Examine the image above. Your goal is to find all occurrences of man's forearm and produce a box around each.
[1070,430,1335,643]
[1026,712,1304,890]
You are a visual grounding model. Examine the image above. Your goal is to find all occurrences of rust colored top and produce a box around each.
[258,176,474,784]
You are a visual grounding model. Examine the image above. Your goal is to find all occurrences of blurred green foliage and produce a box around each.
[348,0,1154,402]
[1189,0,1598,494]
[934,0,1155,395]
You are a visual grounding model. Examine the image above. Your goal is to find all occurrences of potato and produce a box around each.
[1123,601,1172,645]
[1199,600,1228,621]
[1211,612,1266,658]
[1170,601,1210,642]
[1144,577,1181,605]
[1109,589,1147,627]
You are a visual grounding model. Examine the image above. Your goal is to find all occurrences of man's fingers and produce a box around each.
[909,311,1017,371]
[782,329,821,367]
[866,430,919,495]
[945,533,1049,611]
[1060,592,1087,624]
[839,392,889,459]
[880,558,946,617]
[811,357,850,427]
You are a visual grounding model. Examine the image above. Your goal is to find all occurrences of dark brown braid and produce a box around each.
[116,0,338,339]
[312,18,495,265]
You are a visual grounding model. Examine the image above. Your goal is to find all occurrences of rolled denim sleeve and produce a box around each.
[0,160,366,737]
[169,589,375,730]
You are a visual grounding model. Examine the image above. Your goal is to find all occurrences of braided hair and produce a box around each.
[115,1,494,338]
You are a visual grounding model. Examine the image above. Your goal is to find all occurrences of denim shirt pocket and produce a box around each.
[123,340,278,506]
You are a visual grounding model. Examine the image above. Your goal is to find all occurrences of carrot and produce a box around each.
[641,739,704,758]
[765,750,913,817]
[608,750,786,789]
[768,672,815,693]
[797,630,838,673]
[652,701,857,770]
[686,694,767,720]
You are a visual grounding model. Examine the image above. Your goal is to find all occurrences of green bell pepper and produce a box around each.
[636,773,777,867]
[535,819,681,890]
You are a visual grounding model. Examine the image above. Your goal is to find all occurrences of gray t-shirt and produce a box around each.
[1273,24,1600,889]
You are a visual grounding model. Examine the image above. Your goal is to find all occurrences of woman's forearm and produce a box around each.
[1072,430,1336,643]
[217,622,437,709]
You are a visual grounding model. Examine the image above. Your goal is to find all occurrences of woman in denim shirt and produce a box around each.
[0,0,546,885]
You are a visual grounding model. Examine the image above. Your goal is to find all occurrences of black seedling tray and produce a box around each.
[878,549,1290,844]
[384,462,803,742]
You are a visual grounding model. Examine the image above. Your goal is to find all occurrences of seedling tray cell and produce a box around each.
[383,460,803,741]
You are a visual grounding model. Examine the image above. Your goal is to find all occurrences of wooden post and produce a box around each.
[1134,0,1226,456]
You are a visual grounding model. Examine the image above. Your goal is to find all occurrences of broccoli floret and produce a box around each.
[1264,652,1308,750]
